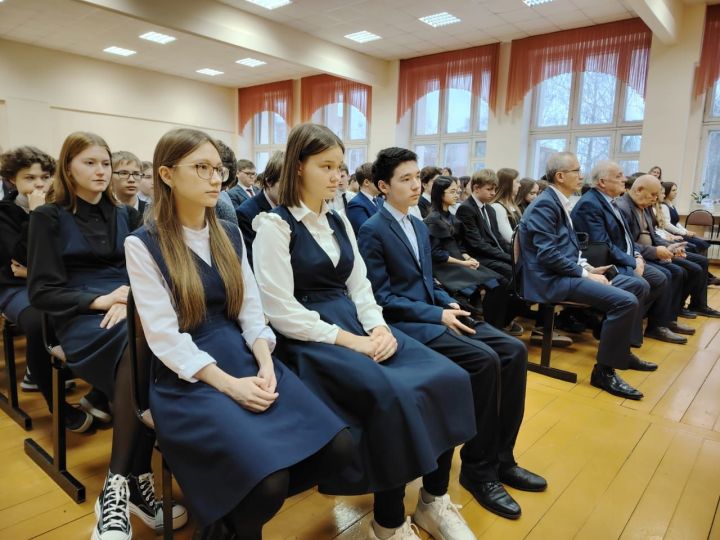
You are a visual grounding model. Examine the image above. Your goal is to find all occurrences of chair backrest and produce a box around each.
[685,209,714,227]
[583,241,611,268]
[510,229,524,300]
[127,291,155,429]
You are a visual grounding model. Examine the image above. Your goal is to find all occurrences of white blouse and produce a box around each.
[252,202,386,344]
[125,225,275,383]
[491,202,515,244]
[661,204,688,235]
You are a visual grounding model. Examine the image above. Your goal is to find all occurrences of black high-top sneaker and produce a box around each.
[93,473,131,540]
[129,472,188,532]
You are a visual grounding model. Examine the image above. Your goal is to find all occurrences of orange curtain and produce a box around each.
[397,43,500,122]
[300,75,372,122]
[505,18,651,113]
[238,80,294,131]
[694,5,720,99]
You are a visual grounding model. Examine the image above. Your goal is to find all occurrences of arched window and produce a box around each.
[311,102,368,172]
[700,79,720,200]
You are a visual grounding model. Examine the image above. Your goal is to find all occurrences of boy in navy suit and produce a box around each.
[346,162,382,234]
[358,147,546,523]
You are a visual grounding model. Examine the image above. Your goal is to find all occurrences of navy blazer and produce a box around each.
[518,187,584,304]
[571,188,638,276]
[227,184,260,211]
[357,206,454,344]
[614,193,669,261]
[346,192,381,234]
[236,190,272,266]
[418,196,431,218]
[455,197,511,263]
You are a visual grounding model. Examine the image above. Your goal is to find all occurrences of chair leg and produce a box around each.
[0,324,32,430]
[527,305,578,384]
[162,454,174,540]
[24,358,85,503]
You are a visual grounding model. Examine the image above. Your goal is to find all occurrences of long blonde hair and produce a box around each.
[152,128,244,331]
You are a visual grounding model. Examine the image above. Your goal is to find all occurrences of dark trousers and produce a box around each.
[641,263,674,328]
[565,275,643,369]
[677,253,709,309]
[425,323,527,483]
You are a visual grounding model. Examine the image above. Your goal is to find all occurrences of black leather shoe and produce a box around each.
[644,326,687,344]
[691,306,720,318]
[708,276,720,286]
[668,321,695,335]
[555,313,586,334]
[459,474,521,520]
[590,365,643,400]
[627,352,658,371]
[498,465,547,492]
[679,308,698,319]
[192,520,236,540]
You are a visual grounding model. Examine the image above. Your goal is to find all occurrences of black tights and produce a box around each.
[108,348,155,477]
[224,429,354,540]
[373,449,454,529]
[18,306,56,412]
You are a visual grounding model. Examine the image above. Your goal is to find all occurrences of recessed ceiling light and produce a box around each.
[139,31,176,44]
[103,46,136,56]
[196,68,224,76]
[344,31,382,43]
[245,0,291,9]
[523,0,554,5]
[236,57,266,67]
[419,12,461,28]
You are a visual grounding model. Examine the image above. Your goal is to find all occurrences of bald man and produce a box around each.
[615,175,720,319]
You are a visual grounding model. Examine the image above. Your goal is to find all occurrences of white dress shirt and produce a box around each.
[549,185,590,277]
[252,202,386,344]
[408,205,423,219]
[384,202,420,261]
[326,189,354,213]
[125,225,275,383]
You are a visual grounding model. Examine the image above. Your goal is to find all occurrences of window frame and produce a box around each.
[698,80,720,198]
[251,110,288,172]
[311,101,369,173]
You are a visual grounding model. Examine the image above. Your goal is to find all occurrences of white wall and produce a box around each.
[0,39,237,160]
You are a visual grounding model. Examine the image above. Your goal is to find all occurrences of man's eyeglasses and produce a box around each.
[240,170,257,177]
[173,163,230,182]
[561,168,582,174]
[113,170,143,181]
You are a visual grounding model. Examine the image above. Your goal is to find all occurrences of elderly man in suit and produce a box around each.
[346,162,382,234]
[571,161,691,345]
[519,152,654,400]
[615,175,720,320]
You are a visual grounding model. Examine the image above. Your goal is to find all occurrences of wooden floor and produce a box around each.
[2,290,720,539]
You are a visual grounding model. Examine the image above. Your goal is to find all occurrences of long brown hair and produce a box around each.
[152,128,244,331]
[47,132,118,211]
[492,167,521,214]
[278,123,344,207]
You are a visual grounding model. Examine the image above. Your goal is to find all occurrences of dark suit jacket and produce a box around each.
[227,184,260,211]
[357,207,454,344]
[614,193,669,261]
[236,191,272,266]
[455,197,511,263]
[518,187,584,304]
[571,188,639,276]
[346,192,381,235]
[418,196,431,218]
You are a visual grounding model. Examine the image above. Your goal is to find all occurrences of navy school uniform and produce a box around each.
[131,223,347,527]
[264,206,476,495]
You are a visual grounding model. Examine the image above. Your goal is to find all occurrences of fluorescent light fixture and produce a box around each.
[245,0,291,9]
[419,12,461,28]
[344,31,382,43]
[139,31,176,44]
[103,46,136,56]
[236,57,266,67]
[196,68,224,76]
[523,0,554,5]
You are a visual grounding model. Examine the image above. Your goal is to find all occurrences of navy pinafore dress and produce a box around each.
[133,223,347,527]
[272,207,476,495]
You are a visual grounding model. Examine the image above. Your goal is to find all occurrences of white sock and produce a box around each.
[373,520,399,539]
[420,487,437,504]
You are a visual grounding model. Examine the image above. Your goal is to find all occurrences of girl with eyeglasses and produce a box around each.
[27,131,188,540]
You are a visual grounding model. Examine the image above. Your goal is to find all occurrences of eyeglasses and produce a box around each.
[561,168,582,174]
[240,170,257,177]
[173,163,230,182]
[141,174,152,180]
[113,170,143,181]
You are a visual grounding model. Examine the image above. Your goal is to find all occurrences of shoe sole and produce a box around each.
[458,476,521,520]
[67,411,94,433]
[80,397,113,423]
[498,479,548,493]
[644,334,687,345]
[128,502,188,532]
[20,384,40,392]
[412,511,449,540]
[93,498,132,540]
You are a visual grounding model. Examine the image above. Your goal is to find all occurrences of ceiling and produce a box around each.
[0,0,714,89]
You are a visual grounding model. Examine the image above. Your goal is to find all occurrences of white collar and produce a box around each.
[384,201,410,223]
[288,200,330,222]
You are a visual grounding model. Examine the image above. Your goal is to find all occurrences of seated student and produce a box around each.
[253,123,476,540]
[418,166,441,218]
[515,178,538,215]
[358,149,546,523]
[327,162,355,212]
[346,162,383,234]
[423,176,511,329]
[236,150,283,265]
[111,151,148,215]
[519,152,654,400]
[490,168,522,244]
[616,175,720,319]
[126,128,351,540]
[0,146,94,431]
[211,140,240,227]
[571,160,691,345]
[227,159,259,210]
[27,132,187,540]
[138,160,153,204]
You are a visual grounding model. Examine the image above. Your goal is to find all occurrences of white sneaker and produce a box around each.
[92,473,131,540]
[413,489,476,540]
[368,517,421,540]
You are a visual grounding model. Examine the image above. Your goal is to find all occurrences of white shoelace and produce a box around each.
[100,474,130,531]
[434,496,470,534]
[136,472,157,508]
[397,517,421,539]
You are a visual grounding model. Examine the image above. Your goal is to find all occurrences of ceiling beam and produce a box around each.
[76,0,389,86]
[625,0,684,44]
